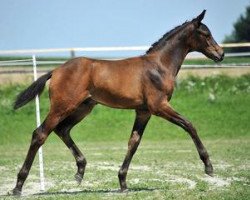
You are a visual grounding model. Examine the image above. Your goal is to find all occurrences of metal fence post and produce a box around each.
[32,55,45,192]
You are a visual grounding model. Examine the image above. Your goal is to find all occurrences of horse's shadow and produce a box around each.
[1,187,160,198]
[37,187,158,196]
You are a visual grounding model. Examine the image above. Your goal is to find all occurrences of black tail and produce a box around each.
[14,71,52,110]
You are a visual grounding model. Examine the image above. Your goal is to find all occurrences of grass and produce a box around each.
[183,56,250,65]
[0,75,249,199]
[0,140,249,199]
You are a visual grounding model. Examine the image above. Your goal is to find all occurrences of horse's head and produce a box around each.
[189,10,224,62]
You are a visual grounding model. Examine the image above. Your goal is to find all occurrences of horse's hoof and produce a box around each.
[75,173,83,185]
[9,188,21,196]
[119,187,128,193]
[205,165,214,177]
[120,189,128,193]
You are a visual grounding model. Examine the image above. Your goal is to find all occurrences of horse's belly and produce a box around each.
[90,89,143,109]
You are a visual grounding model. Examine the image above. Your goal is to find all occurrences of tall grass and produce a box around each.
[0,75,249,145]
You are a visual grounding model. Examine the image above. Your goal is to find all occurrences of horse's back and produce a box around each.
[48,56,147,109]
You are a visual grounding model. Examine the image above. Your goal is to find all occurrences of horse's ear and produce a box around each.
[197,10,206,22]
[192,10,206,26]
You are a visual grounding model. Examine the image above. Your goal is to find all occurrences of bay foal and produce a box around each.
[12,10,224,195]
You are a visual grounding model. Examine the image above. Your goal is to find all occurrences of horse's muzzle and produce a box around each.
[217,52,224,62]
[212,49,224,62]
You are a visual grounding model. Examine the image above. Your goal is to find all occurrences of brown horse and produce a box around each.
[12,10,223,195]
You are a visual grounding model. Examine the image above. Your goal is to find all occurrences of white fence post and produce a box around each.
[32,55,45,191]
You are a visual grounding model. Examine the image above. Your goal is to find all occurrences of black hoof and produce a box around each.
[75,173,83,185]
[205,165,214,177]
[119,188,128,193]
[119,183,128,193]
[9,188,21,196]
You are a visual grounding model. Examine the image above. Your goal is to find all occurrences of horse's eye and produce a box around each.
[197,29,210,37]
[203,33,210,38]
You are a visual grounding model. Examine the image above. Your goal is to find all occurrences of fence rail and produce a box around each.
[1,61,250,68]
[0,43,249,75]
[0,43,249,58]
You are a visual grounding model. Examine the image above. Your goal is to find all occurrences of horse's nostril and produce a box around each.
[220,52,225,61]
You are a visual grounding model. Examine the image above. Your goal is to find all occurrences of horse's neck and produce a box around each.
[158,39,190,77]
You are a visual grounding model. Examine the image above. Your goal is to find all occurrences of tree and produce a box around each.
[224,5,250,43]
[224,6,250,43]
[234,6,250,42]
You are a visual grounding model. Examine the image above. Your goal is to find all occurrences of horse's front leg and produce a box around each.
[118,110,151,191]
[151,99,213,176]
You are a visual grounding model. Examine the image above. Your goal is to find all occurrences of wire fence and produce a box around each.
[0,43,250,75]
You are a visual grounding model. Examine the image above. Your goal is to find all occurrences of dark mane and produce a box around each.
[146,21,190,54]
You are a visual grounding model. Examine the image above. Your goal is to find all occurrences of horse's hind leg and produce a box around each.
[12,110,63,195]
[118,110,151,191]
[12,95,91,195]
[54,98,96,184]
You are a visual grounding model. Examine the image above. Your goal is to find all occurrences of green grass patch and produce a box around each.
[0,75,249,199]
[0,140,249,199]
[0,75,249,144]
[183,56,250,65]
